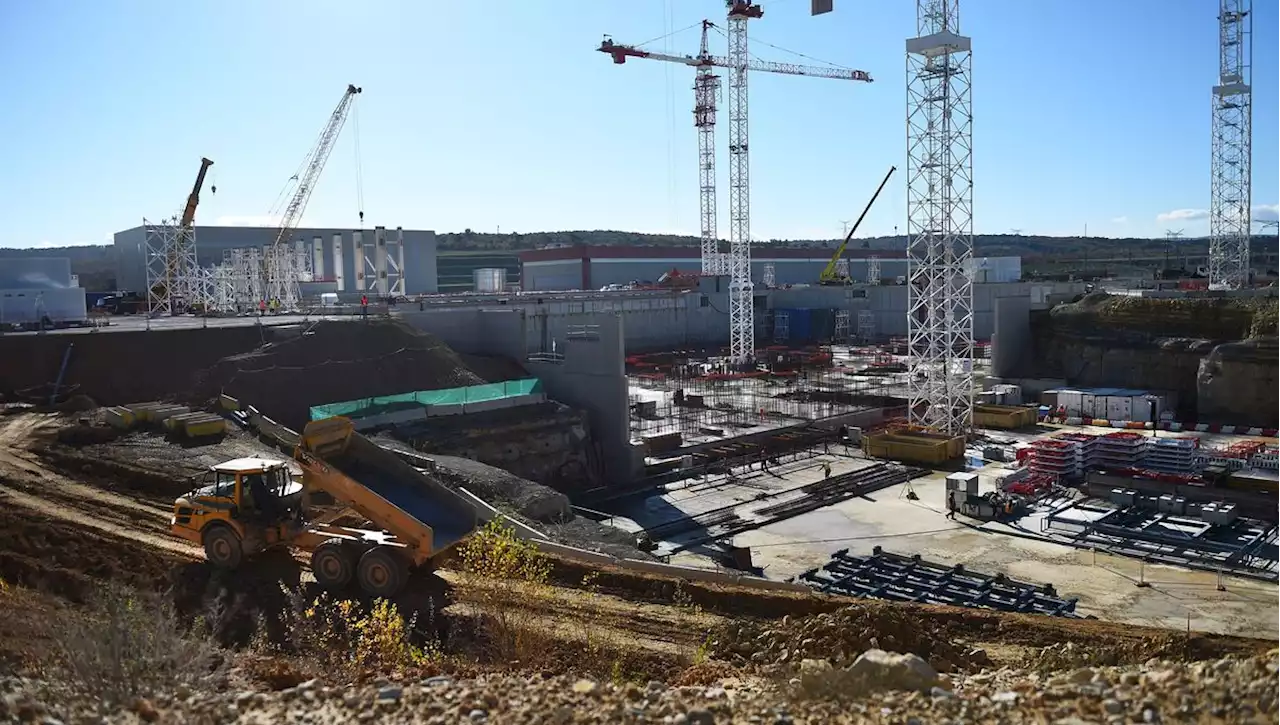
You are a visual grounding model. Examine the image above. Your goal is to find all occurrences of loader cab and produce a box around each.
[170,457,304,568]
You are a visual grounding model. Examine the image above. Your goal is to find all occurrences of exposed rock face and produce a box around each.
[1197,339,1279,427]
[1028,293,1278,424]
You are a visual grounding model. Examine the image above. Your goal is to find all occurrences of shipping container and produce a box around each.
[1105,396,1132,421]
[1080,393,1098,419]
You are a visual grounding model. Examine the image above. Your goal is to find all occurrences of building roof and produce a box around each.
[212,457,287,473]
[519,245,911,263]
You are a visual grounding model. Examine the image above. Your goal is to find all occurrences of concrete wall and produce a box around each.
[523,255,1023,291]
[992,295,1032,377]
[402,308,637,484]
[113,225,438,295]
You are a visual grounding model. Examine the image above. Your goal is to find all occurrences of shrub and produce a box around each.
[51,582,223,706]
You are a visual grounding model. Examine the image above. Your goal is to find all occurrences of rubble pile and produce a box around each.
[709,605,983,673]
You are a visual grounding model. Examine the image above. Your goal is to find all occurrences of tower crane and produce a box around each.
[599,4,872,363]
[267,84,363,310]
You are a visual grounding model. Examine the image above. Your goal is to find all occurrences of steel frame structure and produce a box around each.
[143,217,201,316]
[694,22,725,276]
[762,262,776,288]
[866,255,881,284]
[725,1,763,365]
[905,0,974,436]
[833,309,850,343]
[1208,0,1252,291]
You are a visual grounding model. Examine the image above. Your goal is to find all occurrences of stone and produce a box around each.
[1103,699,1124,715]
[992,691,1019,704]
[131,698,159,723]
[686,709,716,725]
[424,676,452,688]
[572,679,599,695]
[1069,668,1096,684]
[1142,709,1161,723]
[930,687,955,699]
[846,649,941,693]
[469,709,488,721]
[376,686,403,703]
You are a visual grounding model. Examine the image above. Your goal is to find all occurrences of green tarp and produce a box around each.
[309,378,543,421]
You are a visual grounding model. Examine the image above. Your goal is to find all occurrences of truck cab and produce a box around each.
[170,457,304,568]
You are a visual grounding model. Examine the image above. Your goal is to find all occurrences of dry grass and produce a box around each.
[47,581,225,707]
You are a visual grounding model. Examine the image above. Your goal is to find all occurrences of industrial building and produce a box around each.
[112,225,439,296]
[0,258,87,326]
[519,245,1022,291]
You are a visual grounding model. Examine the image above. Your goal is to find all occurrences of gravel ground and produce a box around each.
[3,651,1275,724]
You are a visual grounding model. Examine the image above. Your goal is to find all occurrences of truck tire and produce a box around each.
[311,539,356,590]
[203,525,243,569]
[356,547,407,597]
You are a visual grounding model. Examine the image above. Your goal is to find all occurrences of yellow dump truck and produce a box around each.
[169,417,478,596]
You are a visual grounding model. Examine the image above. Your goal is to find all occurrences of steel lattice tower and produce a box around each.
[905,0,974,436]
[694,22,724,276]
[726,1,763,365]
[1209,0,1252,290]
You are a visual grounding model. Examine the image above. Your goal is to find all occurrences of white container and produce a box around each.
[1106,396,1132,421]
[1080,393,1097,419]
[1130,396,1153,424]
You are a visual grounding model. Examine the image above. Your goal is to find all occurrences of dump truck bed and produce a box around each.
[297,417,479,562]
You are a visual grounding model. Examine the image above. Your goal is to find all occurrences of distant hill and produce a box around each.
[1,233,1274,292]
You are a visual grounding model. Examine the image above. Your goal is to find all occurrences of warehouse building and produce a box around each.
[519,245,1021,291]
[112,225,439,295]
[0,257,87,326]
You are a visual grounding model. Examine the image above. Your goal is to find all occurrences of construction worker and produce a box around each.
[821,461,832,479]
[361,294,369,319]
[258,299,266,317]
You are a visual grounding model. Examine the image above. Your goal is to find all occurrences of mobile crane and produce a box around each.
[818,166,896,286]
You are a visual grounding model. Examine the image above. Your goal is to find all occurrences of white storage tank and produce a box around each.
[474,268,508,294]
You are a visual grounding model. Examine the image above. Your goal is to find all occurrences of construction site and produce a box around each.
[0,1,1276,723]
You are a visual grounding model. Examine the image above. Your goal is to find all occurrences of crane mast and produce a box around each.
[693,22,722,275]
[905,0,974,436]
[725,0,762,366]
[599,9,871,358]
[267,84,363,309]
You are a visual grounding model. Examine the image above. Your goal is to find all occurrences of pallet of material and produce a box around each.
[163,412,226,438]
[103,406,137,430]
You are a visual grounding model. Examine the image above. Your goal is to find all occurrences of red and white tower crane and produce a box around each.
[600,4,872,363]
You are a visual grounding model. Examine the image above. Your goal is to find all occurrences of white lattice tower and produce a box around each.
[833,309,850,343]
[905,0,974,436]
[726,1,762,365]
[867,255,881,284]
[835,258,849,279]
[857,309,876,343]
[294,240,314,283]
[1208,0,1252,290]
[142,216,200,316]
[773,310,789,342]
[695,22,724,276]
[762,262,776,288]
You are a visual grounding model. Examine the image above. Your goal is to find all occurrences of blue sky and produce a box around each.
[0,0,1275,248]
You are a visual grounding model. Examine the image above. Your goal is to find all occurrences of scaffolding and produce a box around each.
[833,310,851,343]
[857,310,876,343]
[762,262,776,288]
[143,217,201,316]
[867,255,881,284]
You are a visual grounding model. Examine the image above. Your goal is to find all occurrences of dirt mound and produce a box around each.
[0,507,185,603]
[711,604,981,673]
[193,320,488,429]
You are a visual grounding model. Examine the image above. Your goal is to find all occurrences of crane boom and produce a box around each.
[598,38,872,82]
[819,165,896,285]
[180,158,214,228]
[271,84,363,249]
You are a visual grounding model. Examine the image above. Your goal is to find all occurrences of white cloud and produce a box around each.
[1156,208,1210,224]
[1110,216,1128,224]
[1252,204,1279,222]
[214,214,283,227]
